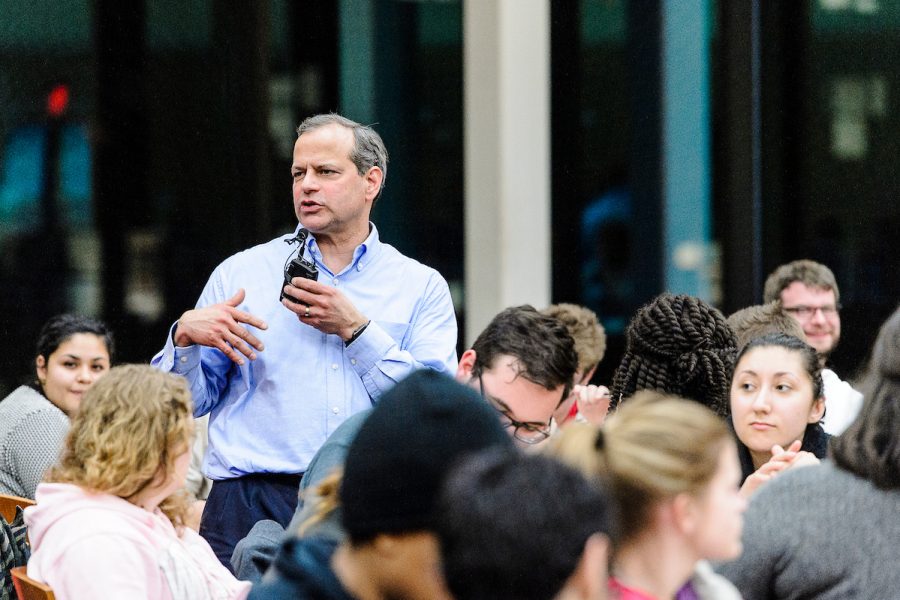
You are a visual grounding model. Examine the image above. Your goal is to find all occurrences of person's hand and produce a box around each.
[173,289,267,365]
[575,384,612,427]
[788,450,820,469]
[282,277,368,341]
[740,440,804,497]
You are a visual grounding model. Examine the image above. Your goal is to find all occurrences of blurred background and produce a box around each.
[1,0,897,393]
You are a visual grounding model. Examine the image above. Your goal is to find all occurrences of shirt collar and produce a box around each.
[294,222,382,274]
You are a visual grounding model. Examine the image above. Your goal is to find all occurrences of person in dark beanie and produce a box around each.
[248,369,513,600]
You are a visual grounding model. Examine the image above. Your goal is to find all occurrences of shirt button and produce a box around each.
[331,363,339,370]
[357,263,363,271]
[179,356,188,363]
[333,278,339,285]
[332,407,340,414]
[350,358,357,365]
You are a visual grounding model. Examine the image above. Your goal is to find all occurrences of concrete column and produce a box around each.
[463,0,551,345]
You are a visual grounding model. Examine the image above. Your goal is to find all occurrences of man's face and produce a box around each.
[291,123,381,240]
[456,350,564,447]
[779,281,841,356]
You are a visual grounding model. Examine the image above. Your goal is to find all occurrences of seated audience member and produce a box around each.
[0,314,112,499]
[460,305,579,446]
[247,369,513,599]
[24,364,250,599]
[726,301,806,350]
[548,392,745,600]
[435,450,610,600]
[541,303,610,427]
[610,294,737,418]
[232,305,577,580]
[719,306,900,598]
[763,259,862,435]
[730,333,828,496]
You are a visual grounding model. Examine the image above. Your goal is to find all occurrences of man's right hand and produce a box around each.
[173,289,268,365]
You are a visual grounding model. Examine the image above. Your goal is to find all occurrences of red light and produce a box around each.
[47,84,70,118]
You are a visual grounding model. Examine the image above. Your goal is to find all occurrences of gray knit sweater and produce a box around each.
[717,460,900,599]
[0,386,69,499]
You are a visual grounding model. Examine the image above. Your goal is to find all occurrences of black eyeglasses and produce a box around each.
[477,373,552,445]
[783,304,841,320]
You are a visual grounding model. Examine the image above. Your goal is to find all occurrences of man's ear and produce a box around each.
[562,533,609,600]
[456,349,477,383]
[364,166,384,202]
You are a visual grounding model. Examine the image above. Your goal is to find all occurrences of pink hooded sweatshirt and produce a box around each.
[25,482,251,600]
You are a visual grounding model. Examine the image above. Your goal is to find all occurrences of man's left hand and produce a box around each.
[282,277,368,342]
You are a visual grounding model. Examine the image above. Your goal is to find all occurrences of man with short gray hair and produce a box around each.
[152,113,457,568]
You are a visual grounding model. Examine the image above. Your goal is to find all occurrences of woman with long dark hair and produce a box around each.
[0,314,112,498]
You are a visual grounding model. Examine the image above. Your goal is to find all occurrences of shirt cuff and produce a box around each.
[172,344,202,373]
[346,321,394,377]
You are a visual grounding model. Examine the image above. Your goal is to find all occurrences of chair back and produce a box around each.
[10,566,55,600]
[0,494,35,523]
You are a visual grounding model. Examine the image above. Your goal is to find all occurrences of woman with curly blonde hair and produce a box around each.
[24,364,250,599]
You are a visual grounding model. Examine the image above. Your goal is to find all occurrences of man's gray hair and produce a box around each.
[296,113,388,200]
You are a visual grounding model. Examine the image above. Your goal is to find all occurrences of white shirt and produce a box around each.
[821,368,864,436]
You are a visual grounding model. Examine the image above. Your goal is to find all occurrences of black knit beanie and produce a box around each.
[340,369,513,541]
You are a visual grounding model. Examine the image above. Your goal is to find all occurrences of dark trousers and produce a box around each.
[199,472,302,571]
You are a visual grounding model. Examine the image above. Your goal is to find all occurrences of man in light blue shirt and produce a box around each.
[151,114,457,568]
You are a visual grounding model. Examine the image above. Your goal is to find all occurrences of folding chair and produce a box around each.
[10,566,55,600]
[0,494,34,524]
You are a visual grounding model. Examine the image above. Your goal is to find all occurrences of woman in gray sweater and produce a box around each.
[718,306,900,599]
[0,314,112,498]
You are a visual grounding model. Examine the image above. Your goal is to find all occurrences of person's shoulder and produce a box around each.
[224,232,296,264]
[208,232,297,286]
[330,409,371,440]
[1,385,49,408]
[375,241,447,283]
[692,560,742,600]
[754,461,845,507]
[0,387,66,430]
[249,535,350,600]
[821,368,863,398]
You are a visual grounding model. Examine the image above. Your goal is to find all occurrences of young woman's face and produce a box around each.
[685,442,746,561]
[35,333,111,417]
[730,346,825,462]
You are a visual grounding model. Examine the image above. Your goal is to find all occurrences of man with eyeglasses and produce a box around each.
[459,305,579,446]
[231,305,578,580]
[763,259,862,435]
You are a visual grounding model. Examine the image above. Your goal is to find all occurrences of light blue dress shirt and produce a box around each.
[151,224,458,479]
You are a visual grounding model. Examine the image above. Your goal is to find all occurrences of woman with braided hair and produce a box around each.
[610,294,737,417]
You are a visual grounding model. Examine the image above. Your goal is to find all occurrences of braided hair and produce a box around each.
[610,294,737,417]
